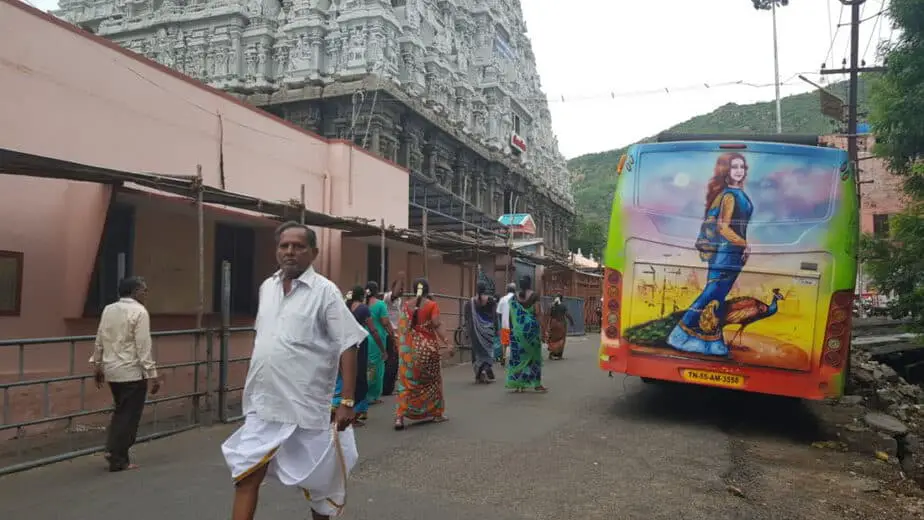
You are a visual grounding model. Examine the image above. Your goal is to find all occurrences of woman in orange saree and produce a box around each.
[394,278,454,430]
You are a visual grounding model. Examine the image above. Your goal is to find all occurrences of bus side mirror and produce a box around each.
[616,154,628,176]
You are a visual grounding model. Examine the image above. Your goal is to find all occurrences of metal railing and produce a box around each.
[0,269,492,475]
[0,326,255,476]
[217,326,257,423]
[429,293,470,362]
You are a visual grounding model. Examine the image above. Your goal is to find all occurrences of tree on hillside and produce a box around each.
[863,0,924,331]
[570,215,606,262]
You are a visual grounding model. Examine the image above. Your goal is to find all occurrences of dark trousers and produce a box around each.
[383,335,399,397]
[105,379,147,469]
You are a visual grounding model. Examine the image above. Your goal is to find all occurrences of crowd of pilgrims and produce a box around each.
[334,273,576,430]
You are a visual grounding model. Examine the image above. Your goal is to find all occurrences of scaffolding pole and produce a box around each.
[380,218,386,290]
[504,227,512,287]
[195,164,205,328]
[474,232,480,295]
[300,184,306,225]
[422,209,429,278]
[194,164,204,423]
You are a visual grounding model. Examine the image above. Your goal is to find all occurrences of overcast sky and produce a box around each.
[27,0,895,159]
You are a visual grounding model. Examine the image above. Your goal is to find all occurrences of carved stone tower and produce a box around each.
[56,0,575,253]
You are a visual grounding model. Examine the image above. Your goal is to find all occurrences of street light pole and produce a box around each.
[753,0,787,133]
[771,0,782,133]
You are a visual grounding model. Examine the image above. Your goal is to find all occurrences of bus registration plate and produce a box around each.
[681,369,744,388]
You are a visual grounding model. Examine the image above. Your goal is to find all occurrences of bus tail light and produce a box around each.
[821,290,854,369]
[601,268,623,354]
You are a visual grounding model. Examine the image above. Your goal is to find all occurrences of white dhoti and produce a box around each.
[221,413,358,517]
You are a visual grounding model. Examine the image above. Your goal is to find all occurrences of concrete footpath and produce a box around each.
[0,337,918,520]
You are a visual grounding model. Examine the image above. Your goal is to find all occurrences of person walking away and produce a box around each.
[546,294,575,360]
[332,287,380,426]
[382,275,405,396]
[505,276,548,393]
[464,281,497,383]
[364,281,392,404]
[90,276,161,472]
[394,278,454,430]
[495,283,516,364]
[222,222,369,520]
[491,293,504,364]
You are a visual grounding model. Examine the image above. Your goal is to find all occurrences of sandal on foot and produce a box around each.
[535,386,549,393]
[109,463,140,472]
[394,419,405,431]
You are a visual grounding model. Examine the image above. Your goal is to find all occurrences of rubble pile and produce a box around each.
[850,350,924,425]
[835,349,924,486]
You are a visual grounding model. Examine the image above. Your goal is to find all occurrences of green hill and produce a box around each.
[567,79,872,258]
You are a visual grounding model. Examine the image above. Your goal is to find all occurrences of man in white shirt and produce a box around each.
[90,276,160,472]
[495,283,516,362]
[222,222,369,520]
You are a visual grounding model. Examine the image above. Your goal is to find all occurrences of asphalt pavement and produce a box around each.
[0,337,914,520]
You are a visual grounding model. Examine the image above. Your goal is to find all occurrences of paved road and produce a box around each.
[0,337,913,520]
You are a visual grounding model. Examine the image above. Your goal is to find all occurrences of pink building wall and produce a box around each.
[0,1,409,227]
[0,1,490,438]
[0,0,416,339]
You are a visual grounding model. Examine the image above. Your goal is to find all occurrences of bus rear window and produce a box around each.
[634,150,841,245]
[636,150,839,222]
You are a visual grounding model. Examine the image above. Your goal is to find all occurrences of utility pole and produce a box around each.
[820,0,886,171]
[846,0,863,171]
[819,0,887,303]
[771,0,782,133]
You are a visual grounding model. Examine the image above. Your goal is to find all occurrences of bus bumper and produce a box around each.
[603,352,844,401]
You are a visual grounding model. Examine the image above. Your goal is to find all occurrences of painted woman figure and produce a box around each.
[667,152,754,356]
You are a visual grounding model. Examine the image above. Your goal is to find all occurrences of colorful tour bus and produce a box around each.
[598,133,859,400]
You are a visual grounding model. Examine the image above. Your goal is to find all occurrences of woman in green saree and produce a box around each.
[365,281,393,404]
[505,275,548,393]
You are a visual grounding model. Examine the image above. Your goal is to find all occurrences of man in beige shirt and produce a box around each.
[90,276,161,472]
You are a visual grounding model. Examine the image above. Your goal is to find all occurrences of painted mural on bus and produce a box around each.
[600,138,858,399]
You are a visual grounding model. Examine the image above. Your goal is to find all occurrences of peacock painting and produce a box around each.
[724,288,785,347]
[624,288,786,353]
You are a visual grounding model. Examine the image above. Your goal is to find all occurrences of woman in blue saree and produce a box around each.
[668,152,754,357]
[332,286,382,426]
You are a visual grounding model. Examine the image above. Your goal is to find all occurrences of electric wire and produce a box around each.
[861,1,885,64]
[823,0,846,69]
